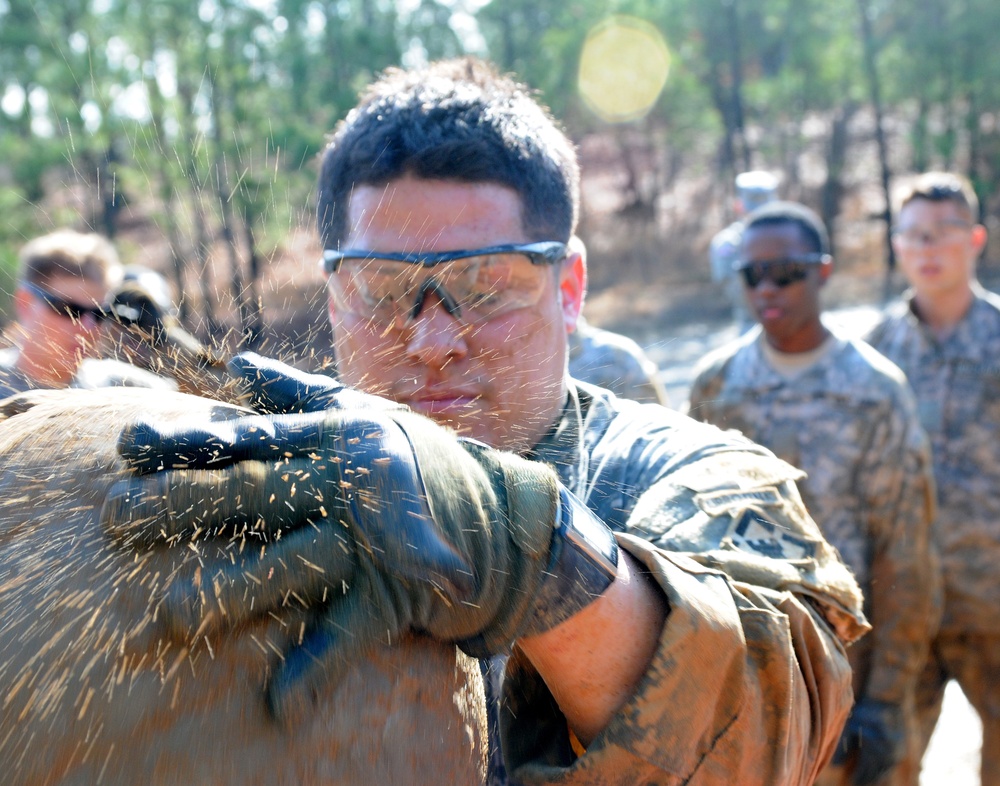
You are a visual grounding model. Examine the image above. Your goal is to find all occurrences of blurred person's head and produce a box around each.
[734,171,779,217]
[892,172,987,307]
[106,265,225,391]
[318,58,586,453]
[12,229,121,386]
[737,201,832,353]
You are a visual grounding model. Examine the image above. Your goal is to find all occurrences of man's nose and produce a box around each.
[404,292,469,367]
[78,312,102,331]
[751,278,780,295]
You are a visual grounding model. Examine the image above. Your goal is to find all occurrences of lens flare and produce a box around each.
[578,16,670,123]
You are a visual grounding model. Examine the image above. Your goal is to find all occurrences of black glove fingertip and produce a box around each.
[265,624,338,726]
[118,419,168,473]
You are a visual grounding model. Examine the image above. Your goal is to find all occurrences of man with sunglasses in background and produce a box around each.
[866,172,1000,786]
[686,201,937,786]
[101,59,868,785]
[0,229,169,397]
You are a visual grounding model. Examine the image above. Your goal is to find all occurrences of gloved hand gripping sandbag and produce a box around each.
[101,407,618,720]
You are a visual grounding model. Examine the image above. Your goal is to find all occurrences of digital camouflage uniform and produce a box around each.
[568,317,668,406]
[685,326,938,785]
[866,285,1000,785]
[0,347,175,399]
[0,348,37,398]
[499,380,869,786]
[709,221,752,331]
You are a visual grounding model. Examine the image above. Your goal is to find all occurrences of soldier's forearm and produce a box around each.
[517,549,669,745]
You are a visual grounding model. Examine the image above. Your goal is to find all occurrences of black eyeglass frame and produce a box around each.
[321,241,569,274]
[22,281,109,322]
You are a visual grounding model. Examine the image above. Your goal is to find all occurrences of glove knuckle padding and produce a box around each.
[354,412,561,652]
[331,410,475,600]
[228,352,405,414]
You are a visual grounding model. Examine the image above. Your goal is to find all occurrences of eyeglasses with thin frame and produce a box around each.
[892,219,974,248]
[738,254,827,289]
[22,281,109,323]
[322,241,568,325]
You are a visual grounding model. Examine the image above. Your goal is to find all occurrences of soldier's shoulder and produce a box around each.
[974,286,1000,319]
[839,335,910,387]
[694,334,754,379]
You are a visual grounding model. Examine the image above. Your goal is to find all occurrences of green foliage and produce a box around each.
[2,0,1000,317]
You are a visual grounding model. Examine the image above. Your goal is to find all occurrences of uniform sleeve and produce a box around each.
[857,388,940,702]
[683,359,725,422]
[501,534,855,786]
[502,438,867,785]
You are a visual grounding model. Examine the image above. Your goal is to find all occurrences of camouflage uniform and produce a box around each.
[685,326,938,785]
[866,285,1000,785]
[0,348,37,398]
[568,317,668,406]
[709,221,752,330]
[0,347,176,399]
[500,380,868,786]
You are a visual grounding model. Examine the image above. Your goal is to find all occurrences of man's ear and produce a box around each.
[559,250,587,334]
[326,286,339,331]
[972,223,988,256]
[818,254,834,286]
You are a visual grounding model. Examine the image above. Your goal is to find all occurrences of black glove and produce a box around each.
[833,698,907,785]
[226,351,402,414]
[100,407,618,723]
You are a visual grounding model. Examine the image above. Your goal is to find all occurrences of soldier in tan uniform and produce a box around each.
[100,59,867,784]
[0,229,175,396]
[567,237,669,406]
[686,202,938,786]
[865,172,1000,786]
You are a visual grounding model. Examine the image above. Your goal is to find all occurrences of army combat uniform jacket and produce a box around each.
[501,381,869,786]
[0,348,175,399]
[866,286,1000,637]
[568,317,668,406]
[683,327,937,711]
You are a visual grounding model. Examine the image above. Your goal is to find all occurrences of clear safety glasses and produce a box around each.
[322,242,568,325]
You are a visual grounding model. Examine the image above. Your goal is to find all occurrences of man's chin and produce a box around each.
[409,398,482,435]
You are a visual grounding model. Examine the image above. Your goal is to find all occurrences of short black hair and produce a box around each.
[317,58,580,251]
[742,201,830,255]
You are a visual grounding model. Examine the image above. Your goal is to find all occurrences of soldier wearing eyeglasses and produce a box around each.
[101,60,867,785]
[0,229,170,397]
[686,201,938,786]
[866,172,1000,786]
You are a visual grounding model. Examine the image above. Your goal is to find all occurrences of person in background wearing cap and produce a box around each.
[709,171,779,331]
[687,201,938,786]
[865,172,1000,786]
[0,229,171,397]
[567,237,669,405]
[103,265,229,395]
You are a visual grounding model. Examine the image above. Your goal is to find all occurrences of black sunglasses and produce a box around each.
[739,254,827,289]
[23,281,109,322]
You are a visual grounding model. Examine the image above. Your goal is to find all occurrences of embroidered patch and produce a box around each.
[696,487,784,518]
[730,509,817,560]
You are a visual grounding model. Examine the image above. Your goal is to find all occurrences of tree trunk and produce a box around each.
[857,0,895,290]
[176,73,220,336]
[821,103,858,256]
